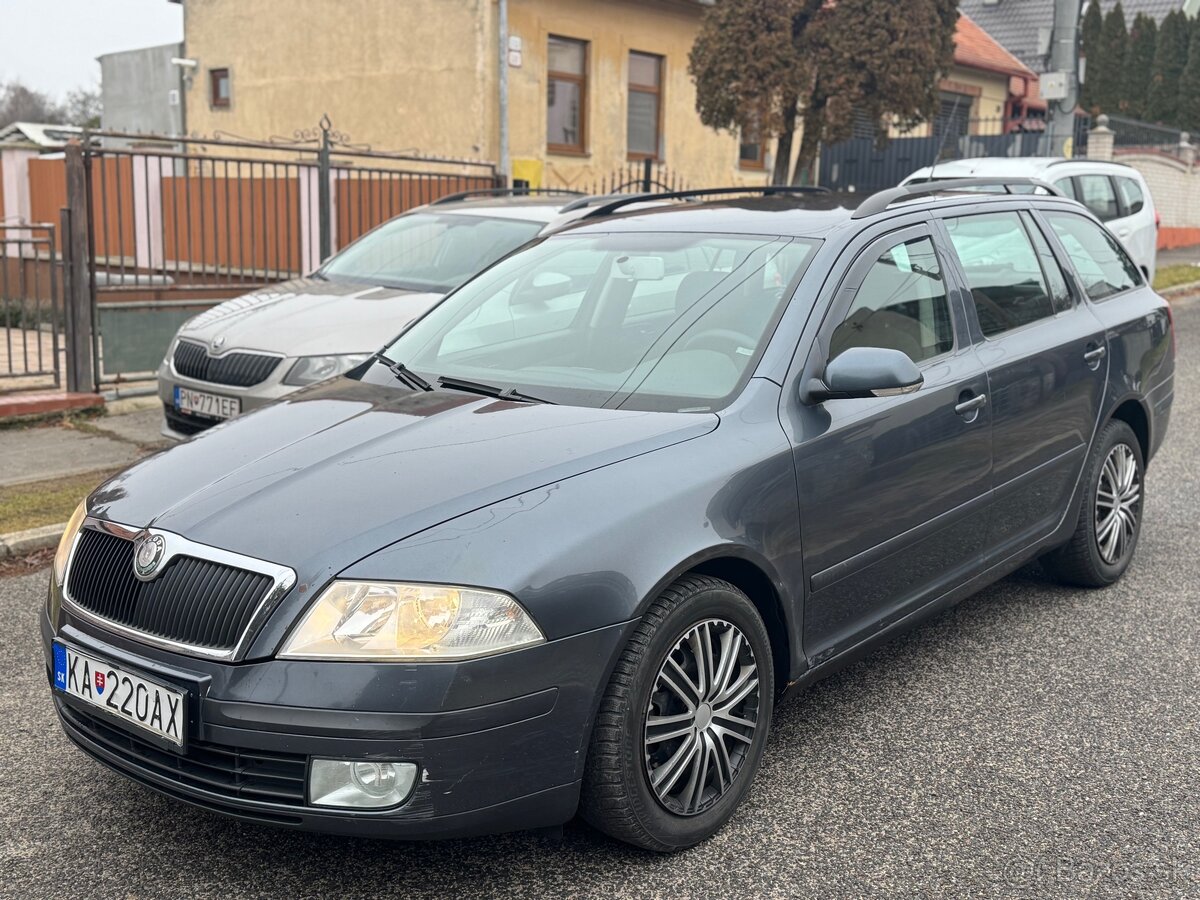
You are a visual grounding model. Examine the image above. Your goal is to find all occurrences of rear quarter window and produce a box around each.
[1045,212,1143,301]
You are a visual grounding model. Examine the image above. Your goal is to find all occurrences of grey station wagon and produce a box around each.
[43,181,1175,851]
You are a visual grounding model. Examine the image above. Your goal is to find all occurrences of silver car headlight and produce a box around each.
[278,581,545,660]
[52,501,88,587]
[282,353,371,387]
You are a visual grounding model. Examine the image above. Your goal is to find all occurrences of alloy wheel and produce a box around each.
[643,618,761,816]
[1095,442,1141,565]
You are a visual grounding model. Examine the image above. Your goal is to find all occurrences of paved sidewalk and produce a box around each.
[0,400,166,488]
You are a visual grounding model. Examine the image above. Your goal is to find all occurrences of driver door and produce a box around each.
[785,225,994,662]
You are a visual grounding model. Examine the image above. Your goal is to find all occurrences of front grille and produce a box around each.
[163,402,214,436]
[66,528,275,653]
[60,703,308,807]
[173,340,280,387]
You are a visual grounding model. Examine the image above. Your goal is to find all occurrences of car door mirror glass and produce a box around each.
[809,346,924,402]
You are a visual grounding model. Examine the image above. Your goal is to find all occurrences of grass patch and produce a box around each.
[0,469,120,535]
[1153,264,1200,292]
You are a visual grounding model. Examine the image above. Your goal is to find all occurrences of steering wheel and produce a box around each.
[680,328,757,356]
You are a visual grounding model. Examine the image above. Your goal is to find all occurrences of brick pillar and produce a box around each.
[1087,115,1115,161]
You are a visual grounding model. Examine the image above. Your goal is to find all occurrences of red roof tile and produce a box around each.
[954,12,1036,79]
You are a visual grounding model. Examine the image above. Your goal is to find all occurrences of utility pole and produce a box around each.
[1044,0,1083,157]
[498,0,510,186]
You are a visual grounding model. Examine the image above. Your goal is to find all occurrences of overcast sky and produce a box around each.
[0,0,183,98]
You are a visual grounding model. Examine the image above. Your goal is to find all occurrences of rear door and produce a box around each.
[786,225,993,662]
[938,208,1107,561]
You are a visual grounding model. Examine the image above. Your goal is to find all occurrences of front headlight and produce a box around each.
[278,581,545,660]
[53,501,88,586]
[283,353,371,387]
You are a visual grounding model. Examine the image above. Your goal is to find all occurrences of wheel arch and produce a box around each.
[636,546,798,694]
[1108,395,1151,465]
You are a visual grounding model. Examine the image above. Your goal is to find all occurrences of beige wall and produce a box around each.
[182,0,765,187]
[505,0,768,187]
[890,65,1011,138]
[184,0,498,160]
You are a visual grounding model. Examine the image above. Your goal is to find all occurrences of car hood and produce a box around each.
[177,278,443,357]
[90,376,717,584]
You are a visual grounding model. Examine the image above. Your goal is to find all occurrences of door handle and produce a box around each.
[955,393,987,416]
[1084,345,1107,365]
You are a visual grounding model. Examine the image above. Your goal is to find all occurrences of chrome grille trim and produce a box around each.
[60,517,297,662]
[172,340,283,388]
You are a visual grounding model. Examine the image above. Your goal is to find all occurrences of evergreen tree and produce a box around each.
[1080,1,1105,111]
[1179,23,1200,131]
[1091,2,1129,113]
[1147,9,1189,123]
[1123,13,1157,117]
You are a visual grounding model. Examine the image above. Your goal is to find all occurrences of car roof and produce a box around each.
[905,156,1137,182]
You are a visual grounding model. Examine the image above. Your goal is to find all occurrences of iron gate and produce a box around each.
[0,223,62,390]
[61,120,502,389]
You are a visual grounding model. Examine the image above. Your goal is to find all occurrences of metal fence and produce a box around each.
[544,159,689,195]
[56,120,502,387]
[0,223,62,390]
[1106,114,1189,159]
[818,116,1091,196]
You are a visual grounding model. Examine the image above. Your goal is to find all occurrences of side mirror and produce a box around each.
[806,346,924,402]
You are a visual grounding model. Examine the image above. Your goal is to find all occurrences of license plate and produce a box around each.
[174,385,240,420]
[53,642,186,747]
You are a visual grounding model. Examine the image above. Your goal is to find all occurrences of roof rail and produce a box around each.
[1045,158,1133,169]
[556,192,638,214]
[575,185,833,221]
[431,187,585,205]
[852,177,1064,219]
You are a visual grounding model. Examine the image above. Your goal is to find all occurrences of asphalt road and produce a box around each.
[2,301,1197,900]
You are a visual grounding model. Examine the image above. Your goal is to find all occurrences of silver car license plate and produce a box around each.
[175,386,240,420]
[53,642,186,747]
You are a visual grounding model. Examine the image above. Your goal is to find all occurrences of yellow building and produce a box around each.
[179,0,772,189]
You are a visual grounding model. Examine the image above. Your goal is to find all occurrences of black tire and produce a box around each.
[580,574,774,852]
[1041,419,1145,587]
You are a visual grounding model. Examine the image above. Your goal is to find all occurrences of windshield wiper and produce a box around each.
[378,356,433,392]
[436,375,555,405]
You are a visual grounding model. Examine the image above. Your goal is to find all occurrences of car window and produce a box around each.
[1022,211,1074,313]
[383,232,819,411]
[945,211,1056,337]
[829,236,954,364]
[1075,175,1120,221]
[1116,176,1146,215]
[1045,212,1143,301]
[1054,178,1077,201]
[321,212,544,292]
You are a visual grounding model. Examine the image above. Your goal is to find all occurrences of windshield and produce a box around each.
[321,212,544,292]
[379,231,818,412]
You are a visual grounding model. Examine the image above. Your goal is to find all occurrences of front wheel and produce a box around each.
[1042,419,1145,587]
[581,575,774,852]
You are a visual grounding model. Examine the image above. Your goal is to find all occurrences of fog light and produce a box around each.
[309,759,418,809]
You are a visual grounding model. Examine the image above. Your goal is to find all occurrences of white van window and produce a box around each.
[1116,177,1146,215]
[1075,175,1120,222]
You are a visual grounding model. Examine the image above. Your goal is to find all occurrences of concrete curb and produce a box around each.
[0,522,65,560]
[1161,279,1200,299]
[105,395,161,416]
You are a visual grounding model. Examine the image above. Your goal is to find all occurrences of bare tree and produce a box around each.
[0,81,102,130]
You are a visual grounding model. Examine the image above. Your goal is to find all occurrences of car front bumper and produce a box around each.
[42,606,633,839]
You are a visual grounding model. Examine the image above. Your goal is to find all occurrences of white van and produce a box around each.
[902,158,1158,283]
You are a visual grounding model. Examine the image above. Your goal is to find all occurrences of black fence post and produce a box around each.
[317,115,332,263]
[63,141,95,394]
[642,158,652,192]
